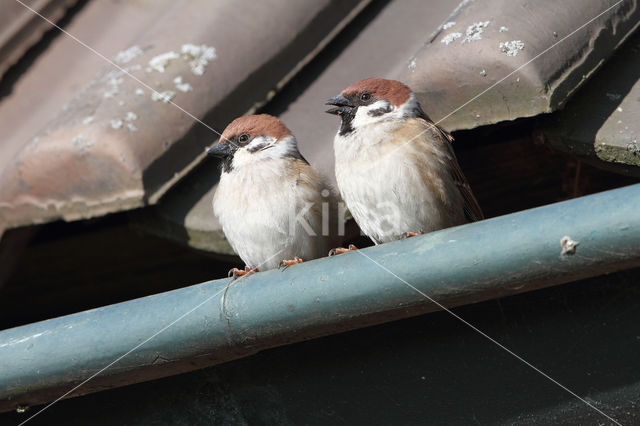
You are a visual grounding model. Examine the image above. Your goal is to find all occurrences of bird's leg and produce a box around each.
[279,256,304,269]
[228,266,259,279]
[402,230,425,239]
[328,244,358,256]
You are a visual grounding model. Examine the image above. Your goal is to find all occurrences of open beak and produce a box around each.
[206,142,232,158]
[325,94,354,115]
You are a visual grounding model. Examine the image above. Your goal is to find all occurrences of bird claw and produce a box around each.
[402,230,425,239]
[328,244,358,256]
[228,266,258,279]
[279,257,304,270]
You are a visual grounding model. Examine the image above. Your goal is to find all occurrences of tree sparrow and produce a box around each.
[326,78,483,247]
[207,114,337,277]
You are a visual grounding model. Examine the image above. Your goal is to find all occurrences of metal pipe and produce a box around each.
[1,184,640,412]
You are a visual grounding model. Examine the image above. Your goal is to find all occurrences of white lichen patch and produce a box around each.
[181,43,216,75]
[173,75,193,92]
[480,69,487,76]
[499,40,525,56]
[408,57,417,71]
[110,119,123,129]
[149,51,179,73]
[126,64,142,73]
[82,116,94,125]
[462,21,490,43]
[114,45,143,64]
[441,32,462,45]
[72,133,93,150]
[103,71,124,98]
[151,90,176,103]
[127,122,138,132]
[135,88,144,96]
[72,134,86,144]
[125,111,138,121]
[499,26,509,32]
[442,21,456,30]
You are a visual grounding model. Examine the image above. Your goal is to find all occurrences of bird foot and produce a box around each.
[402,230,425,239]
[228,266,259,279]
[328,244,358,256]
[279,257,304,269]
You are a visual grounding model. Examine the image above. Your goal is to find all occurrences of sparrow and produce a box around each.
[325,78,483,248]
[207,114,337,277]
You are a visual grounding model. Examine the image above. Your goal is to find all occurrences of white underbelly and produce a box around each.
[213,175,331,270]
[336,148,463,243]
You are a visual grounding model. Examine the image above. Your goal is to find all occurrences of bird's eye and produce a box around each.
[360,92,371,101]
[238,133,249,143]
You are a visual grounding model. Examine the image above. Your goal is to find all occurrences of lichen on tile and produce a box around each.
[499,40,525,56]
[462,21,490,43]
[148,51,180,73]
[173,76,193,92]
[151,90,176,103]
[181,44,216,75]
[441,32,462,45]
[114,45,144,64]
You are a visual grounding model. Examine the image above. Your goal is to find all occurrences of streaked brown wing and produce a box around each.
[417,117,484,222]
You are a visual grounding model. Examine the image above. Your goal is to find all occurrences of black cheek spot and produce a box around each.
[367,104,393,117]
[247,142,268,153]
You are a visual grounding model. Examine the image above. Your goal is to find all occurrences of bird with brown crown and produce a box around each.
[207,114,338,277]
[325,78,483,252]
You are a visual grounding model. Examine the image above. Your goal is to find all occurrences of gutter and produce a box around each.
[1,183,639,412]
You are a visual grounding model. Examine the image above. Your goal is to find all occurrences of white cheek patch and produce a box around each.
[262,135,297,160]
[231,135,298,170]
[246,135,273,152]
[351,93,422,130]
[352,100,395,128]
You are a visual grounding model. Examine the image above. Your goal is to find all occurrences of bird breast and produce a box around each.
[334,120,466,243]
[213,159,334,269]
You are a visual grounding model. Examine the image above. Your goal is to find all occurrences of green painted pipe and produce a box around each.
[1,184,640,412]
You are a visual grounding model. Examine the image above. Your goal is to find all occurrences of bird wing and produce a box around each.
[416,116,484,222]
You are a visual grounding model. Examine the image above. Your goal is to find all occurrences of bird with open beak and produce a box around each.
[326,78,483,250]
[207,114,338,277]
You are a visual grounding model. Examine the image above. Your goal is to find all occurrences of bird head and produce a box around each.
[207,114,303,172]
[325,78,427,135]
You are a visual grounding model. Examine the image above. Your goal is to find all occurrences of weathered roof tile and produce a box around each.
[399,0,640,131]
[537,30,640,177]
[0,0,78,80]
[0,0,370,238]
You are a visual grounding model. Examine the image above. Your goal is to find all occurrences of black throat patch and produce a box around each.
[221,157,234,173]
[339,112,355,136]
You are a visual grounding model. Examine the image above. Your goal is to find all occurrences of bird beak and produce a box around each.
[206,142,232,158]
[325,94,354,115]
